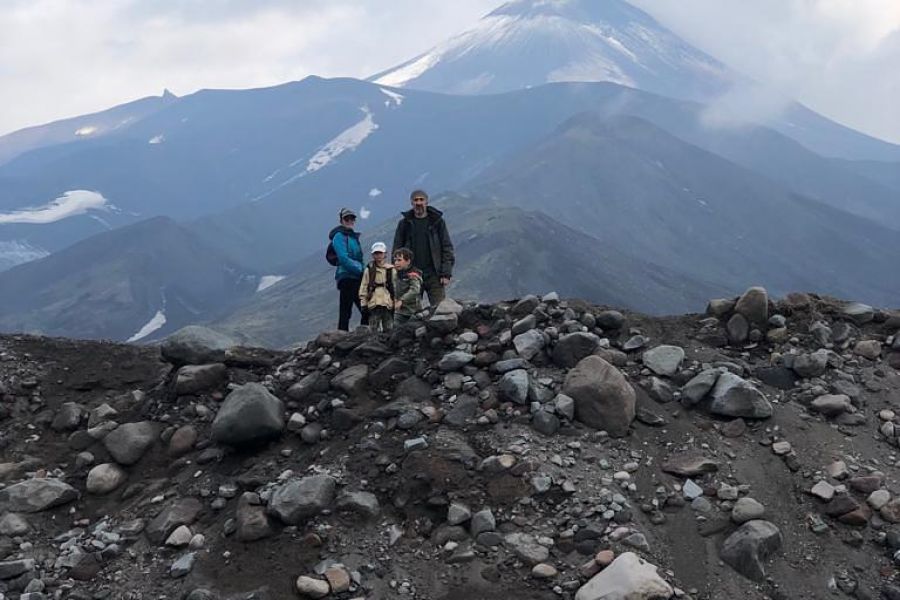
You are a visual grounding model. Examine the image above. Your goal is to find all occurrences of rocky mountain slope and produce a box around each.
[0,217,258,341]
[2,286,900,600]
[213,198,725,348]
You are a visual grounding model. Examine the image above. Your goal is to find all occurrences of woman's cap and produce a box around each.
[371,242,387,254]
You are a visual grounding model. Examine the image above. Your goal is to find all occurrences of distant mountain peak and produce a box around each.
[371,0,734,101]
[162,88,178,99]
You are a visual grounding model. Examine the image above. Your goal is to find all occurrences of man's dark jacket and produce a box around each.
[392,206,455,279]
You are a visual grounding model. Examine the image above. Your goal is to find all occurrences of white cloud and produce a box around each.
[0,0,897,143]
[0,190,111,224]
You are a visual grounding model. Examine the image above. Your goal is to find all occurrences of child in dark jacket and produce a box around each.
[392,248,422,324]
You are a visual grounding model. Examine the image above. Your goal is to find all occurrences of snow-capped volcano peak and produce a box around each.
[372,0,734,101]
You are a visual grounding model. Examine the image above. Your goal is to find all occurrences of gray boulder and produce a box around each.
[287,372,326,401]
[161,326,235,365]
[708,372,772,419]
[146,498,203,544]
[51,402,85,432]
[681,369,721,405]
[86,463,127,495]
[842,302,875,325]
[268,475,337,524]
[554,394,576,420]
[642,345,685,377]
[575,552,673,600]
[428,313,458,334]
[335,491,380,520]
[331,364,369,395]
[563,355,635,437]
[438,351,475,372]
[0,479,79,513]
[792,350,829,378]
[174,363,227,395]
[726,313,750,345]
[720,520,783,581]
[211,383,284,447]
[504,532,549,565]
[810,394,852,417]
[513,329,545,361]
[103,421,158,466]
[532,411,560,436]
[552,332,601,368]
[734,286,769,326]
[499,370,530,405]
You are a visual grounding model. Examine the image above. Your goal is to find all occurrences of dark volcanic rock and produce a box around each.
[211,383,284,447]
[563,355,635,437]
[161,326,236,365]
[720,520,783,581]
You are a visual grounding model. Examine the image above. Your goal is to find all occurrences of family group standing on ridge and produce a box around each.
[327,189,456,332]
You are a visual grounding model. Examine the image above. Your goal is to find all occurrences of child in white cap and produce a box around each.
[358,241,397,332]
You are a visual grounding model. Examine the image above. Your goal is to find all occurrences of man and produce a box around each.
[392,190,455,307]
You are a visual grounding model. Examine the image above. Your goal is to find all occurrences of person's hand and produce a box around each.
[440,277,451,287]
[394,300,402,310]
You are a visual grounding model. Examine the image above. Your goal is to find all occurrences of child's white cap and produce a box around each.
[371,242,387,254]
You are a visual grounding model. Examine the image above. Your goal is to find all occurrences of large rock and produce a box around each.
[810,394,852,417]
[103,422,158,465]
[211,383,284,447]
[708,372,772,419]
[575,552,673,600]
[504,532,549,565]
[236,494,274,542]
[51,402,85,432]
[268,476,337,524]
[0,478,79,513]
[514,329,545,361]
[331,365,369,396]
[368,357,411,389]
[438,351,475,372]
[563,356,635,437]
[734,286,769,326]
[842,302,875,325]
[444,395,480,428]
[161,326,235,365]
[146,498,203,544]
[720,520,783,581]
[681,369,721,405]
[552,333,601,368]
[174,363,227,395]
[726,313,750,345]
[662,456,719,477]
[499,370,530,405]
[86,463,127,495]
[792,350,829,378]
[287,372,326,401]
[642,345,685,377]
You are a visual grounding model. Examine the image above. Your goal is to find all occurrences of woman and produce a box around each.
[329,208,369,331]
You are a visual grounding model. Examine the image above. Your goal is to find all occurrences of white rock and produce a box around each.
[575,552,673,600]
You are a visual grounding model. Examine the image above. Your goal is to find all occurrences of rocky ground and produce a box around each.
[2,288,900,600]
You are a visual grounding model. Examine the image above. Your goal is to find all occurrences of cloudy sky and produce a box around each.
[2,0,898,143]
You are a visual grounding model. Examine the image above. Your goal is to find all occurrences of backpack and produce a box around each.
[326,232,351,266]
[366,263,395,302]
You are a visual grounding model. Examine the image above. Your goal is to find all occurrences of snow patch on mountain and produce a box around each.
[127,310,167,343]
[0,190,112,225]
[256,275,286,292]
[375,52,442,87]
[369,188,382,197]
[306,107,378,174]
[380,88,405,107]
[149,135,165,144]
[75,126,98,136]
[0,240,49,271]
[360,206,371,219]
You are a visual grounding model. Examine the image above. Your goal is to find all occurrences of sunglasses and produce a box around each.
[342,215,357,221]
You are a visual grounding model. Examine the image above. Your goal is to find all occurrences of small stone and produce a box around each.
[166,525,193,547]
[447,503,472,526]
[324,566,351,594]
[662,456,719,477]
[868,490,891,510]
[86,463,127,494]
[471,509,496,536]
[809,481,835,501]
[532,563,558,579]
[771,441,792,455]
[295,575,330,598]
[169,552,196,578]
[641,345,685,377]
[732,498,766,523]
